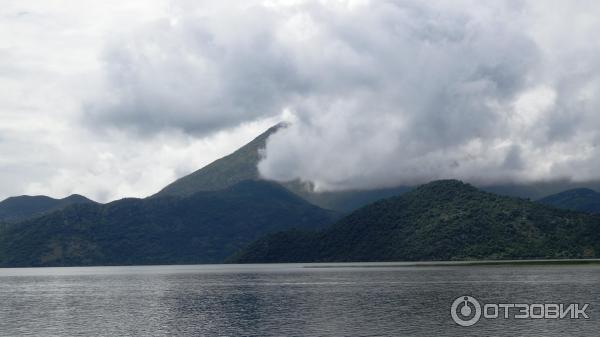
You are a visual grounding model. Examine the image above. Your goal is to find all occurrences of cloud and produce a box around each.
[20,120,279,202]
[86,0,600,191]
[255,0,600,190]
[3,0,600,201]
[0,1,279,202]
[85,1,304,136]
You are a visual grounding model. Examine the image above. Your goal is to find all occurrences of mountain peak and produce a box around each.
[154,123,286,197]
[418,179,472,188]
[0,193,95,223]
[408,179,478,197]
[63,194,95,203]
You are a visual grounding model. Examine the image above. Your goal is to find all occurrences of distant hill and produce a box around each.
[0,180,336,267]
[538,188,600,214]
[230,180,600,263]
[0,194,95,223]
[283,180,412,213]
[482,181,600,201]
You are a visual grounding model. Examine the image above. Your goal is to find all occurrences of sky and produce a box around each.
[1,0,600,201]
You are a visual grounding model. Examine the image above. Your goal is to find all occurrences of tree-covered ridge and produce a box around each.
[0,194,95,223]
[231,180,600,263]
[0,180,337,267]
[538,188,600,214]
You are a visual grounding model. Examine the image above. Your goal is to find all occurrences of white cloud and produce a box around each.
[257,0,600,190]
[2,0,600,201]
[21,119,279,202]
[0,1,278,201]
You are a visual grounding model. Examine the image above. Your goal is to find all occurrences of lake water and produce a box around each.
[0,263,598,336]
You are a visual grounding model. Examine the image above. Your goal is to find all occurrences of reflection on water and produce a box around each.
[0,263,598,336]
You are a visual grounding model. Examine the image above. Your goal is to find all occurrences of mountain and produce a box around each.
[482,181,600,201]
[0,180,336,267]
[538,188,600,214]
[0,194,95,223]
[154,123,413,212]
[230,180,600,263]
[154,124,600,213]
[156,124,284,197]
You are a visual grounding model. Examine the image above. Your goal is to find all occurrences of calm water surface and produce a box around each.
[0,263,598,336]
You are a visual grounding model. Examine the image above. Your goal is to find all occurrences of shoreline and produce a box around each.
[302,258,600,268]
[2,258,600,270]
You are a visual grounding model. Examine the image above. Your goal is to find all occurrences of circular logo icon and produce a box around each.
[451,295,482,326]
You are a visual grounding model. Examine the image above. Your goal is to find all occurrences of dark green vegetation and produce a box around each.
[538,188,600,214]
[0,180,336,267]
[0,194,95,223]
[230,180,600,263]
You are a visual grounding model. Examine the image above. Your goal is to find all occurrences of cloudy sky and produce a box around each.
[1,0,600,201]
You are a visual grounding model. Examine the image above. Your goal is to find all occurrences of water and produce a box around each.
[0,263,598,336]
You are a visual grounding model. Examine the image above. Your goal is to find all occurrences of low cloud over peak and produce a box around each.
[254,1,600,190]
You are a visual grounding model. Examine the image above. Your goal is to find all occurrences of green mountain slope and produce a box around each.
[155,124,284,197]
[230,180,600,263]
[0,194,95,223]
[0,180,336,267]
[538,188,600,214]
